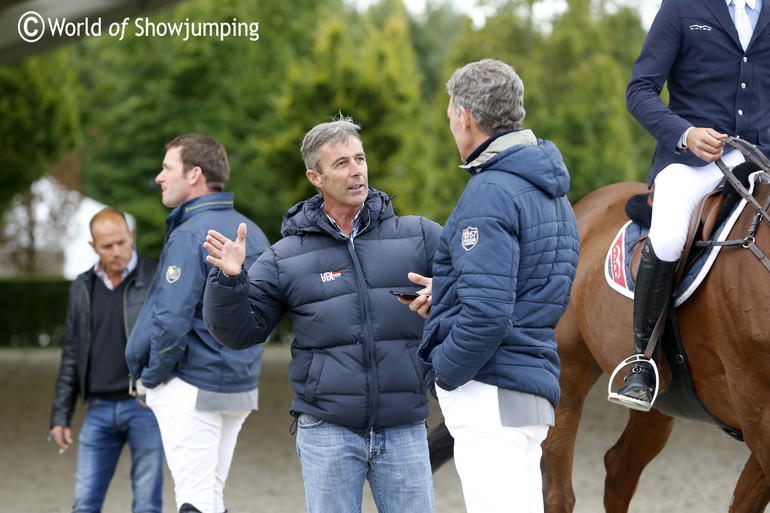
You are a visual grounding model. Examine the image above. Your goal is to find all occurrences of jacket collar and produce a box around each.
[165,192,234,234]
[92,249,138,290]
[710,0,768,49]
[280,188,393,238]
[753,0,770,43]
[727,0,757,11]
[460,129,537,173]
[83,254,153,288]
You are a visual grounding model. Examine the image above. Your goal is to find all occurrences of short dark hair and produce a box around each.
[166,134,230,192]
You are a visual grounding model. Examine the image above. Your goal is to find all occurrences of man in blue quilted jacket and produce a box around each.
[125,134,269,513]
[406,59,580,513]
[202,114,442,513]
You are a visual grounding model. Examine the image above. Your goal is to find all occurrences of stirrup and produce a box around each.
[607,354,660,412]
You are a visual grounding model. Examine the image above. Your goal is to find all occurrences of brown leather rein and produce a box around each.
[696,136,770,273]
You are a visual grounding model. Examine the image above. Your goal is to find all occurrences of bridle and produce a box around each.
[696,137,770,272]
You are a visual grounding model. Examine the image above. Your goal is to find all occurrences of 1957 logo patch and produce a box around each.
[461,226,479,251]
[165,265,181,284]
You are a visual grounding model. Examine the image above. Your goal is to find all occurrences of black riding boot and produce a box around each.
[615,240,679,408]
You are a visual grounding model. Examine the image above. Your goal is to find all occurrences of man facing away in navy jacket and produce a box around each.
[125,134,269,513]
[202,115,442,513]
[403,59,580,513]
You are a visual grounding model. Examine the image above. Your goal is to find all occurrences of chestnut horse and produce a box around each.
[427,146,770,512]
[539,171,770,512]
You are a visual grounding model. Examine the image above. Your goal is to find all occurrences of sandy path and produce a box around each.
[0,345,754,512]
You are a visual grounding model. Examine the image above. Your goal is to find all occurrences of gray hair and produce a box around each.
[446,58,526,133]
[300,114,362,173]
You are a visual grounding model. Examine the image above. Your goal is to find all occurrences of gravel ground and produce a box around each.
[0,344,754,512]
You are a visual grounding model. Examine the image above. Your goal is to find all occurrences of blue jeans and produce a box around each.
[73,398,164,513]
[295,415,434,513]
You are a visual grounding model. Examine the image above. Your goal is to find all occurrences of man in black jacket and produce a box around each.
[50,207,163,513]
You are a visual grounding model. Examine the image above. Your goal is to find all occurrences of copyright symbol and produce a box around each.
[18,11,45,43]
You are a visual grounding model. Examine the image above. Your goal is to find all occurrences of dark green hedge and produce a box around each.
[0,278,296,348]
[0,278,70,347]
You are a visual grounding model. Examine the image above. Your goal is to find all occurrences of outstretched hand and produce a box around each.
[205,222,247,277]
[397,272,433,319]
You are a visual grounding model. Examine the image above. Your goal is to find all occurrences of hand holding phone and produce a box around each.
[396,273,433,319]
[389,290,421,299]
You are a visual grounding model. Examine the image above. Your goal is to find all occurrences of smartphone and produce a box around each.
[389,290,421,299]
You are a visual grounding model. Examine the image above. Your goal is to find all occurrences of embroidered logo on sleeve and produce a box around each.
[320,270,342,282]
[165,265,181,284]
[461,226,479,251]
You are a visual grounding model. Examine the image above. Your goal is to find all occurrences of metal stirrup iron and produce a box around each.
[607,296,668,411]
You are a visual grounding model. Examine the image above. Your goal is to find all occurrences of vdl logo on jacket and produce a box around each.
[321,270,342,282]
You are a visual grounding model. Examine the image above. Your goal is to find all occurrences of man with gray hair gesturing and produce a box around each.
[202,114,442,513]
[404,59,580,513]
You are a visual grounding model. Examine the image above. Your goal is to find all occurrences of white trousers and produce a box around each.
[649,149,745,262]
[437,381,550,513]
[147,378,251,513]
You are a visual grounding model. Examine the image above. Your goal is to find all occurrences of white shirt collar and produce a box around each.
[729,0,757,10]
[93,249,138,290]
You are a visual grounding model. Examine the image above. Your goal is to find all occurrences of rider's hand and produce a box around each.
[686,127,727,163]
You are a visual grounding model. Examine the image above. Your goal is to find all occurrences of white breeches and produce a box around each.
[649,150,745,262]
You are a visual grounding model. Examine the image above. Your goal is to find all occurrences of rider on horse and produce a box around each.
[611,0,770,411]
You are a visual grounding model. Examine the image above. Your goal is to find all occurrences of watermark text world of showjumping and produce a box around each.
[17,12,260,43]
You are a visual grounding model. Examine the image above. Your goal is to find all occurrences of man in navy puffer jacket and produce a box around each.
[202,115,441,513]
[405,59,580,513]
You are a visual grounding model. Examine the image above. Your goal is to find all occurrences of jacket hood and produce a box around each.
[461,130,571,199]
[280,187,395,238]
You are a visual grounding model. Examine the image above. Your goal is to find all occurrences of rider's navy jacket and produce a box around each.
[418,130,580,407]
[203,189,442,433]
[126,192,269,391]
[627,0,770,183]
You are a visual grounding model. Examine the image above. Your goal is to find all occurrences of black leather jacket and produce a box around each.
[50,256,157,428]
